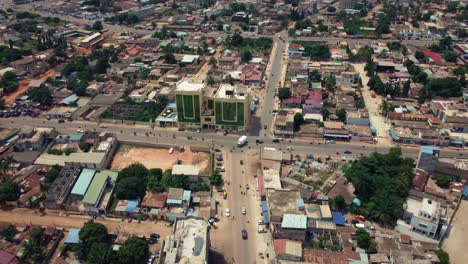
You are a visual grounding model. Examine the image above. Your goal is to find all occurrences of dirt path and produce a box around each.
[1,209,172,237]
[443,200,468,264]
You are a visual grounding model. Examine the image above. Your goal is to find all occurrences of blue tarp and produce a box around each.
[296,199,305,208]
[250,104,257,112]
[64,228,81,244]
[332,211,346,226]
[126,198,140,212]
[463,185,468,198]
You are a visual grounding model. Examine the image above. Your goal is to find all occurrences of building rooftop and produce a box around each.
[273,239,303,258]
[281,214,307,229]
[215,83,247,100]
[176,78,205,92]
[71,168,95,196]
[82,170,118,206]
[35,152,107,167]
[266,189,303,217]
[262,169,282,190]
[162,217,208,264]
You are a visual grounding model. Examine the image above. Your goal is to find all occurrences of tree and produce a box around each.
[402,80,410,97]
[95,55,109,74]
[209,170,222,185]
[92,21,103,31]
[453,66,467,76]
[0,156,16,181]
[355,228,371,248]
[28,86,53,106]
[443,51,457,63]
[208,57,217,67]
[21,228,46,263]
[79,221,109,258]
[0,71,19,94]
[422,77,462,98]
[435,249,450,264]
[334,195,346,211]
[41,165,61,192]
[309,70,321,82]
[293,113,304,131]
[78,142,92,152]
[240,50,252,63]
[0,181,21,202]
[415,50,426,62]
[323,75,336,91]
[345,148,414,226]
[278,87,291,101]
[207,75,215,86]
[432,174,451,189]
[115,163,149,199]
[0,225,16,241]
[230,32,244,46]
[117,237,149,264]
[87,243,113,264]
[162,53,177,64]
[336,108,347,122]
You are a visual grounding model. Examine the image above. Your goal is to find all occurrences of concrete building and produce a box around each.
[211,84,250,131]
[82,170,118,214]
[403,198,448,239]
[35,133,118,170]
[158,216,209,264]
[273,239,303,262]
[266,189,304,229]
[44,163,82,210]
[175,79,251,131]
[416,146,440,174]
[175,79,204,128]
[15,127,56,152]
[273,213,308,241]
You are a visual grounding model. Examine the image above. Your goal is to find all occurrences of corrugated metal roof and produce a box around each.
[64,228,81,244]
[182,190,191,202]
[332,211,345,226]
[281,214,307,229]
[320,205,332,219]
[82,170,118,206]
[71,168,95,196]
[126,198,140,212]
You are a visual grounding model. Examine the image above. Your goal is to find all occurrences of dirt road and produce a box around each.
[1,209,172,237]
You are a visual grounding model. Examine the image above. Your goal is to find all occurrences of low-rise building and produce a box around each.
[403,197,448,239]
[159,216,208,264]
[274,239,303,262]
[82,170,118,214]
[15,127,56,152]
[44,163,82,210]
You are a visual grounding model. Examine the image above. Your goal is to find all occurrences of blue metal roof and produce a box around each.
[71,168,95,196]
[168,102,176,108]
[64,228,81,244]
[332,211,345,226]
[421,146,439,154]
[61,94,79,105]
[126,198,140,212]
[463,185,468,197]
[261,200,270,224]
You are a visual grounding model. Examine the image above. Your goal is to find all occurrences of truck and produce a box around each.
[237,136,248,147]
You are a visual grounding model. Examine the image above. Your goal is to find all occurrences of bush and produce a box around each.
[433,174,451,189]
[48,149,63,155]
[78,143,92,152]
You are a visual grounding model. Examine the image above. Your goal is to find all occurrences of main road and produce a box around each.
[1,118,466,160]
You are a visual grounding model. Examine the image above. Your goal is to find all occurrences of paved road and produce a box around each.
[249,30,288,137]
[1,118,466,160]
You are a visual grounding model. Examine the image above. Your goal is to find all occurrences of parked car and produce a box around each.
[242,207,246,215]
[169,148,174,154]
[225,208,230,217]
[272,139,280,143]
[344,150,352,154]
[258,227,267,233]
[241,229,248,239]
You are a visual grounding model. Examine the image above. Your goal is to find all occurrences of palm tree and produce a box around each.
[208,57,217,68]
[0,156,16,182]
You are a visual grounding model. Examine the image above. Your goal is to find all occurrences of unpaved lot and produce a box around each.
[443,200,468,264]
[111,144,210,171]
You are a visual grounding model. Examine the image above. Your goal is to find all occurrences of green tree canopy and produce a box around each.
[345,148,414,226]
[117,237,149,264]
[21,228,46,263]
[0,180,21,202]
[79,221,109,258]
[278,87,291,101]
[209,170,222,185]
[422,77,462,98]
[27,85,53,106]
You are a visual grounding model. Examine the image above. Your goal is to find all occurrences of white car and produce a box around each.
[258,227,267,233]
[225,208,230,217]
[241,207,246,215]
[258,219,265,225]
[169,148,174,154]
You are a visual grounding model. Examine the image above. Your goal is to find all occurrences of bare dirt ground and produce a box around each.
[3,209,172,238]
[111,144,210,171]
[443,200,468,264]
[4,80,29,104]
